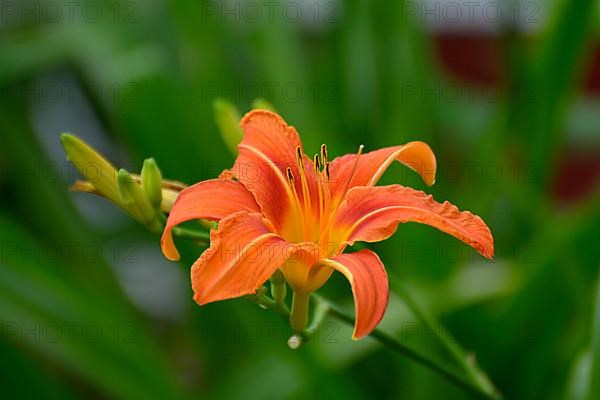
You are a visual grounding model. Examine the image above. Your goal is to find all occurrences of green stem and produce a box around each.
[391,278,497,397]
[321,297,501,400]
[250,286,289,320]
[171,226,211,241]
[249,289,499,399]
[290,291,310,332]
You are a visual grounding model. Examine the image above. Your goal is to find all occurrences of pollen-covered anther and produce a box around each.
[296,146,305,171]
[320,144,328,165]
[286,167,295,184]
[314,154,322,174]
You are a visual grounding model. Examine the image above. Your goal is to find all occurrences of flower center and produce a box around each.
[283,144,364,253]
[281,144,365,293]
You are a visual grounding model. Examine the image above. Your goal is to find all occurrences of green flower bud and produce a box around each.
[252,98,276,112]
[141,158,163,210]
[117,168,160,230]
[213,99,243,155]
[60,133,120,204]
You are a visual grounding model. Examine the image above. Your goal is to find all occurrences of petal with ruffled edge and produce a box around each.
[328,142,436,203]
[234,110,318,235]
[322,250,389,339]
[331,185,494,259]
[191,212,293,305]
[161,179,260,261]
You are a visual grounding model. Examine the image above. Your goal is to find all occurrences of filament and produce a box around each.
[296,147,313,240]
[286,167,305,238]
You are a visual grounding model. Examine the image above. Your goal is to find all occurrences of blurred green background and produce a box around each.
[1,0,600,399]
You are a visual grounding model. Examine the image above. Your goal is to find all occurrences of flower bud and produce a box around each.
[117,168,160,230]
[252,98,276,112]
[213,99,242,154]
[60,133,120,204]
[141,158,163,210]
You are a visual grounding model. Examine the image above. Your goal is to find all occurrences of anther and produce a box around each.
[314,154,322,173]
[357,144,365,155]
[296,146,305,170]
[325,163,331,179]
[286,167,295,183]
[320,144,328,164]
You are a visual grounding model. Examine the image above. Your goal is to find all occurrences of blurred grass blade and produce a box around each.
[0,214,185,399]
[529,0,596,192]
[587,270,600,399]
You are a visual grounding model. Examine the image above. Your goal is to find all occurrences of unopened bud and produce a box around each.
[118,169,159,230]
[213,99,243,155]
[252,98,276,112]
[141,158,163,209]
[60,133,120,204]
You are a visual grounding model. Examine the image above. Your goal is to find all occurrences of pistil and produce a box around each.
[319,145,363,246]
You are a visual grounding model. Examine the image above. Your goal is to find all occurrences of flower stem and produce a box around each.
[390,277,498,398]
[171,226,211,241]
[320,297,501,400]
[248,289,500,399]
[290,291,310,332]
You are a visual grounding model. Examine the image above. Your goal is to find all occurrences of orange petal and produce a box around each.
[328,142,437,202]
[191,212,292,305]
[161,179,260,261]
[332,185,494,259]
[234,110,318,232]
[323,250,389,339]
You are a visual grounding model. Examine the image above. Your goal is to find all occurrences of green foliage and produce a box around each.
[0,0,598,399]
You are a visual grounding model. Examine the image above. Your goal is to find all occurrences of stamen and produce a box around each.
[295,146,312,240]
[320,144,328,165]
[286,167,295,184]
[286,167,305,239]
[314,154,324,230]
[296,147,304,170]
[314,154,322,173]
[319,162,332,245]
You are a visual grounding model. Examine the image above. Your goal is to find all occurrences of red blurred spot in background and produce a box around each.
[434,33,600,203]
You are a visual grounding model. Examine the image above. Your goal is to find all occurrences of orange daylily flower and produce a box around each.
[161,110,494,339]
